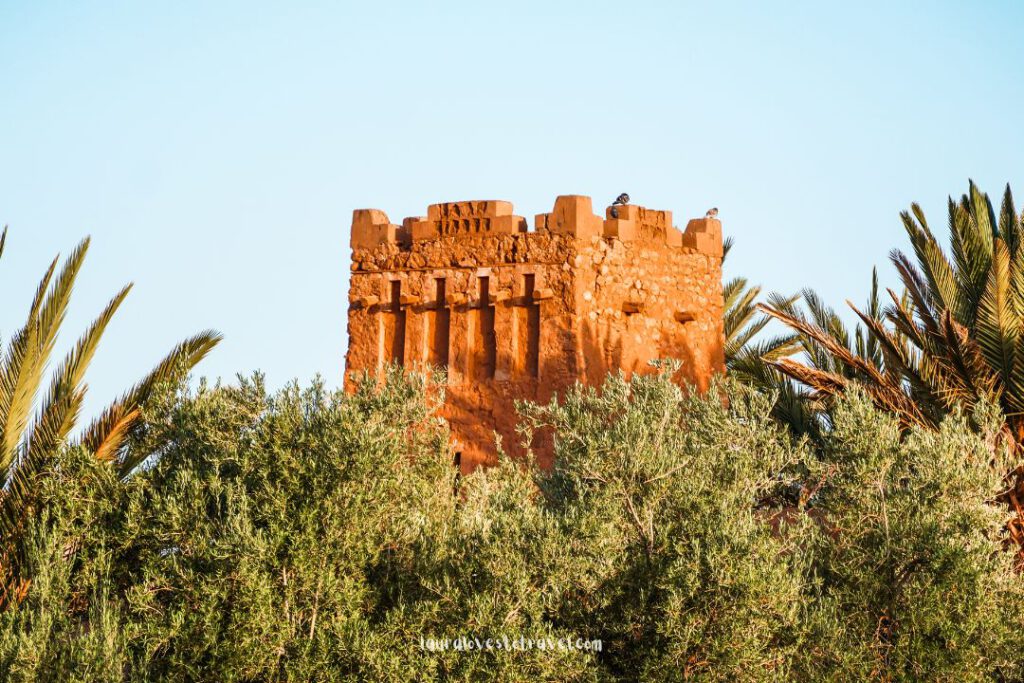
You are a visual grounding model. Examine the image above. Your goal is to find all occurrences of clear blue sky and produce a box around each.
[2,1,1022,419]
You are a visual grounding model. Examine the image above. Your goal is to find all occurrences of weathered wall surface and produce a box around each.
[570,209,724,391]
[345,195,724,471]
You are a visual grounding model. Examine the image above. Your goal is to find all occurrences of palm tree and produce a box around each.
[758,181,1024,546]
[0,229,221,608]
[724,276,800,372]
[722,237,800,370]
[720,238,815,436]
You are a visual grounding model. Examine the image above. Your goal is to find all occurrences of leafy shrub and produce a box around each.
[0,368,1021,681]
[791,392,1024,682]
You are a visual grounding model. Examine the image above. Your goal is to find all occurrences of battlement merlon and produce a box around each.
[351,209,402,250]
[349,195,723,257]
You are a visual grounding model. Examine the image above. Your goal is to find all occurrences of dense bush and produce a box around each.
[0,367,1022,681]
[791,398,1024,682]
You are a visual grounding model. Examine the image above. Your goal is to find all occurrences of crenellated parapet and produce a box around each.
[350,195,723,259]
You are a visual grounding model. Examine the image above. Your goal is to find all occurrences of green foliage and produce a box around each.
[721,238,815,441]
[0,447,135,680]
[520,366,805,680]
[0,228,221,608]
[0,367,1021,680]
[761,181,1024,447]
[792,391,1024,681]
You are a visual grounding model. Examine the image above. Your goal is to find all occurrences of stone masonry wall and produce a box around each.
[344,195,724,471]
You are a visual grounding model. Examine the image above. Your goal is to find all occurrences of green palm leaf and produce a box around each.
[975,238,1019,405]
[0,230,221,610]
[81,330,223,477]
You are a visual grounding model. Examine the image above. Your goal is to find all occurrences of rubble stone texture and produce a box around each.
[345,195,725,471]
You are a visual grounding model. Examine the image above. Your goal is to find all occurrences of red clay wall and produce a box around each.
[344,195,723,471]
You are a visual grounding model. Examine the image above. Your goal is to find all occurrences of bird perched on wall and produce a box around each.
[705,207,719,218]
[610,192,630,218]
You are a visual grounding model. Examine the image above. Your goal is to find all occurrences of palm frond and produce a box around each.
[931,311,998,407]
[35,239,90,356]
[92,408,140,464]
[975,239,1019,401]
[998,184,1020,258]
[724,278,767,357]
[767,358,847,396]
[0,240,91,472]
[890,250,940,337]
[759,301,932,429]
[722,235,734,263]
[948,194,991,323]
[25,285,133,461]
[81,330,222,476]
[723,276,753,309]
[903,210,964,321]
[968,179,998,245]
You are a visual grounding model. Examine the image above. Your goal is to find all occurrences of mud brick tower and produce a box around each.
[344,195,725,471]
